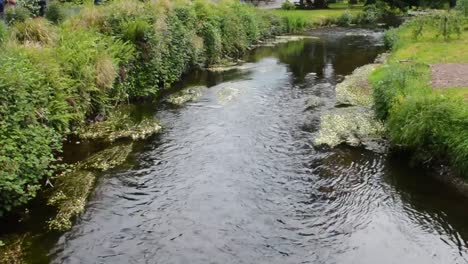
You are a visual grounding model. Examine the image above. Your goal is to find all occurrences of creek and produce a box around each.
[8,28,468,264]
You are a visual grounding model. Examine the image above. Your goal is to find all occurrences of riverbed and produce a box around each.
[11,28,468,263]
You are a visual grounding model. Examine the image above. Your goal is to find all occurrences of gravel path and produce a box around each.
[431,63,468,88]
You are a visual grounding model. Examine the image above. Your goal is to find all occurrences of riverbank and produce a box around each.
[0,0,289,218]
[269,2,364,30]
[0,0,389,220]
[369,11,468,177]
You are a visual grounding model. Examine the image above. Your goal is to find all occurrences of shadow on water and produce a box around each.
[2,28,468,264]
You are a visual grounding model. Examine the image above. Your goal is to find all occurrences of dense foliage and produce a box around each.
[0,0,286,215]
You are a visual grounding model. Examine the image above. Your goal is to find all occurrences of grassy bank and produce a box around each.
[270,3,364,29]
[269,2,395,32]
[0,0,287,215]
[370,11,468,176]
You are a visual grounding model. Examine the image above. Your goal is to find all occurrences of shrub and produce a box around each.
[0,49,70,215]
[371,63,430,120]
[281,0,296,10]
[383,27,399,49]
[17,0,40,17]
[337,10,355,26]
[4,6,31,25]
[45,1,66,24]
[355,4,382,24]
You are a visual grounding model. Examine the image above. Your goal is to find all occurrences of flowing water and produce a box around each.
[47,29,468,264]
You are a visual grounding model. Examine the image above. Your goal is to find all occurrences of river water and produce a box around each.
[48,29,468,264]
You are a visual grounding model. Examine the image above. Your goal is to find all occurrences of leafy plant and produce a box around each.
[45,1,66,24]
[337,10,355,26]
[383,27,399,49]
[4,6,31,25]
[281,0,296,10]
[17,0,40,17]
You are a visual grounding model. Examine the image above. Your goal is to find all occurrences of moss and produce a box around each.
[305,95,325,110]
[217,86,241,104]
[166,86,205,106]
[80,107,161,142]
[47,169,96,231]
[206,63,252,72]
[314,107,385,149]
[335,64,379,107]
[253,35,319,48]
[82,143,134,171]
[47,143,133,231]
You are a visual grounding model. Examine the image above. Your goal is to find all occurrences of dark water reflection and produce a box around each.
[49,28,468,264]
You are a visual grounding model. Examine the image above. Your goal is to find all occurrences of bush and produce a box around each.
[17,0,40,17]
[0,49,69,215]
[355,4,382,24]
[383,27,399,49]
[45,1,66,24]
[4,6,31,25]
[337,10,355,26]
[281,0,296,10]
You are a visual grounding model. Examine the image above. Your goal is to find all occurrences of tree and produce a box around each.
[314,0,328,8]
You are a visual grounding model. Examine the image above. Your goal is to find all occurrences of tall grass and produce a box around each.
[371,14,468,176]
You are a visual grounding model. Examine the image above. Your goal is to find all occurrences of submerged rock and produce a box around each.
[166,86,205,106]
[335,64,379,107]
[47,143,133,231]
[314,107,385,149]
[217,87,240,104]
[253,35,319,48]
[207,63,254,73]
[305,95,325,110]
[80,106,161,142]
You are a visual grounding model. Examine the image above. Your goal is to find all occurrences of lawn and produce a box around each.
[269,3,364,26]
[369,14,468,176]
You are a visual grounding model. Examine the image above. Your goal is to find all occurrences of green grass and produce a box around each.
[270,3,364,29]
[389,24,468,64]
[371,13,468,176]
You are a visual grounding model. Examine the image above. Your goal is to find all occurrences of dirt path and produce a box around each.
[431,63,468,88]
